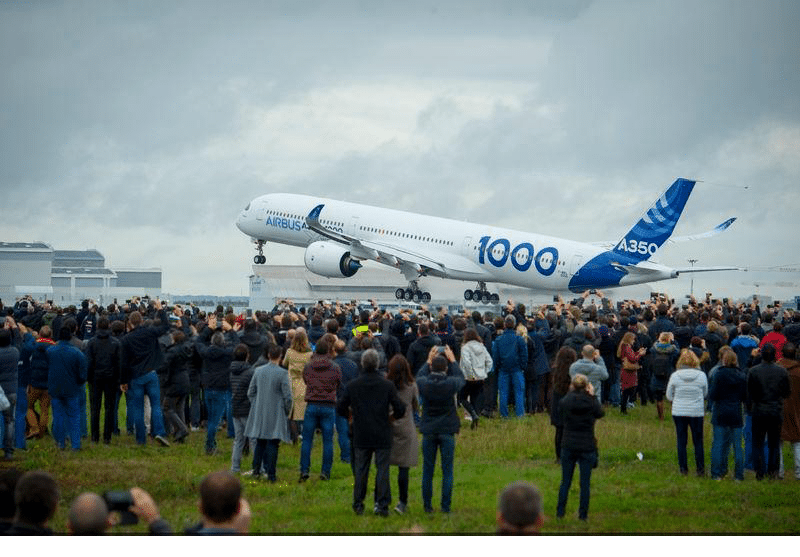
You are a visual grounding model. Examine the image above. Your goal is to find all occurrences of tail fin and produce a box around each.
[613,178,696,262]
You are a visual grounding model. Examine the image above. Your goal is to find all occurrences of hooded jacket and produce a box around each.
[46,341,88,398]
[29,337,56,389]
[459,340,493,381]
[416,362,465,435]
[229,360,254,417]
[160,341,192,397]
[86,328,121,383]
[666,367,708,417]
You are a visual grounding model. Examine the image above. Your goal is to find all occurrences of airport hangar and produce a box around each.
[0,242,161,307]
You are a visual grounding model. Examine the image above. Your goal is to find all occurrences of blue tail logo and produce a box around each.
[613,178,696,261]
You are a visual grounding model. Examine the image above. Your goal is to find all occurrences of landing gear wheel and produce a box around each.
[490,293,500,304]
[395,288,405,300]
[464,289,474,301]
[254,255,266,264]
[412,291,422,303]
[481,291,492,304]
[404,290,413,301]
[421,292,431,303]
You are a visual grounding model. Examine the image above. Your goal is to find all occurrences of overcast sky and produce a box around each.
[2,0,799,300]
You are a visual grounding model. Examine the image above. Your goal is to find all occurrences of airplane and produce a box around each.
[235,178,738,303]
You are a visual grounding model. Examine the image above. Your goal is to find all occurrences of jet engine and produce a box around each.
[303,241,362,278]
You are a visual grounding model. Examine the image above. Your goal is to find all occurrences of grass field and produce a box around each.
[4,402,799,535]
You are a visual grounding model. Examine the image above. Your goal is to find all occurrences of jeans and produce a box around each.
[226,394,235,438]
[187,383,202,427]
[422,433,455,512]
[129,371,167,444]
[498,370,525,418]
[557,448,596,519]
[353,447,391,514]
[300,403,335,477]
[204,389,228,451]
[79,383,88,437]
[230,416,252,472]
[335,414,351,463]
[51,395,81,450]
[252,438,280,480]
[1,392,16,456]
[752,413,782,479]
[15,386,26,450]
[673,415,705,473]
[26,386,50,438]
[711,425,743,480]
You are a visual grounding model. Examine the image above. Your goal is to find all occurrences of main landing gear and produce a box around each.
[394,281,431,304]
[464,282,499,304]
[253,240,266,265]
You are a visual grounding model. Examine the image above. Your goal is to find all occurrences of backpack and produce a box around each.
[651,349,673,379]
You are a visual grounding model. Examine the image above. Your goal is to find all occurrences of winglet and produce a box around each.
[613,178,696,262]
[306,204,325,226]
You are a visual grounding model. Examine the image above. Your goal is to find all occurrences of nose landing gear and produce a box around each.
[253,240,266,265]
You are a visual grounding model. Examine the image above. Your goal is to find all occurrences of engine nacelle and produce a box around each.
[304,241,362,278]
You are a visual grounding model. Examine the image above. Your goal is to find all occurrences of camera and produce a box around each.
[103,490,138,525]
[437,346,446,354]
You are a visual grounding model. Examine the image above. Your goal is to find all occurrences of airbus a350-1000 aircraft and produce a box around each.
[235,178,737,303]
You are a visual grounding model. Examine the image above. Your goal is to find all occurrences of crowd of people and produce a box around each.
[0,288,798,528]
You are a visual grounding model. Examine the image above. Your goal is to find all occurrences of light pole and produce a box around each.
[688,259,698,297]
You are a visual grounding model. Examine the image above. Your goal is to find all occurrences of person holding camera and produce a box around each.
[416,345,465,513]
[555,373,604,521]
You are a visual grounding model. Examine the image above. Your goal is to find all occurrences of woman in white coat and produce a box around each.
[459,328,493,429]
[666,349,709,476]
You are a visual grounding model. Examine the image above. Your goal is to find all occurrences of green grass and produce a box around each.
[4,404,800,535]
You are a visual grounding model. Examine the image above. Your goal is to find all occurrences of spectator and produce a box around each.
[6,470,58,535]
[550,347,577,464]
[497,481,543,535]
[417,346,465,513]
[120,301,171,447]
[666,349,708,476]
[332,339,358,465]
[299,337,341,482]
[47,322,88,451]
[649,332,679,421]
[617,332,646,415]
[386,355,418,514]
[0,319,21,459]
[282,328,312,443]
[229,344,253,473]
[458,328,493,428]
[493,315,528,418]
[245,344,292,482]
[779,343,800,480]
[85,317,121,444]
[708,350,747,480]
[555,374,604,521]
[406,322,441,376]
[748,343,791,480]
[67,492,111,534]
[0,468,23,534]
[568,344,608,404]
[25,325,54,440]
[159,330,191,443]
[337,349,405,516]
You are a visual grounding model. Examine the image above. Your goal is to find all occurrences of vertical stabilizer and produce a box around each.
[613,178,696,262]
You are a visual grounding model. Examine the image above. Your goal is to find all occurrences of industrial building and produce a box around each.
[0,242,161,307]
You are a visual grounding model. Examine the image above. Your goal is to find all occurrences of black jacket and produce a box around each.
[86,329,121,383]
[337,371,405,449]
[239,330,268,365]
[416,362,465,435]
[709,365,747,427]
[120,310,170,384]
[559,390,604,453]
[406,334,441,376]
[748,362,791,417]
[197,341,235,391]
[160,341,192,397]
[229,360,254,418]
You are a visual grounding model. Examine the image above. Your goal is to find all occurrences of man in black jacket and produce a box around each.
[86,317,121,444]
[417,346,465,513]
[120,300,171,447]
[748,343,791,479]
[406,322,441,376]
[337,349,405,517]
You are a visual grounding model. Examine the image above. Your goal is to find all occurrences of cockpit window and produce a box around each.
[244,203,251,211]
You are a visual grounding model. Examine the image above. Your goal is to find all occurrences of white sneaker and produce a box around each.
[464,413,472,421]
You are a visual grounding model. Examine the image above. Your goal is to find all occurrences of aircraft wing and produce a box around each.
[305,204,484,278]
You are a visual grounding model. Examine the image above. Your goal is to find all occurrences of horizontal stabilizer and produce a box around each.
[669,217,737,243]
[674,266,740,274]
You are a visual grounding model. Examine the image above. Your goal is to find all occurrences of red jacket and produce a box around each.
[302,354,341,406]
